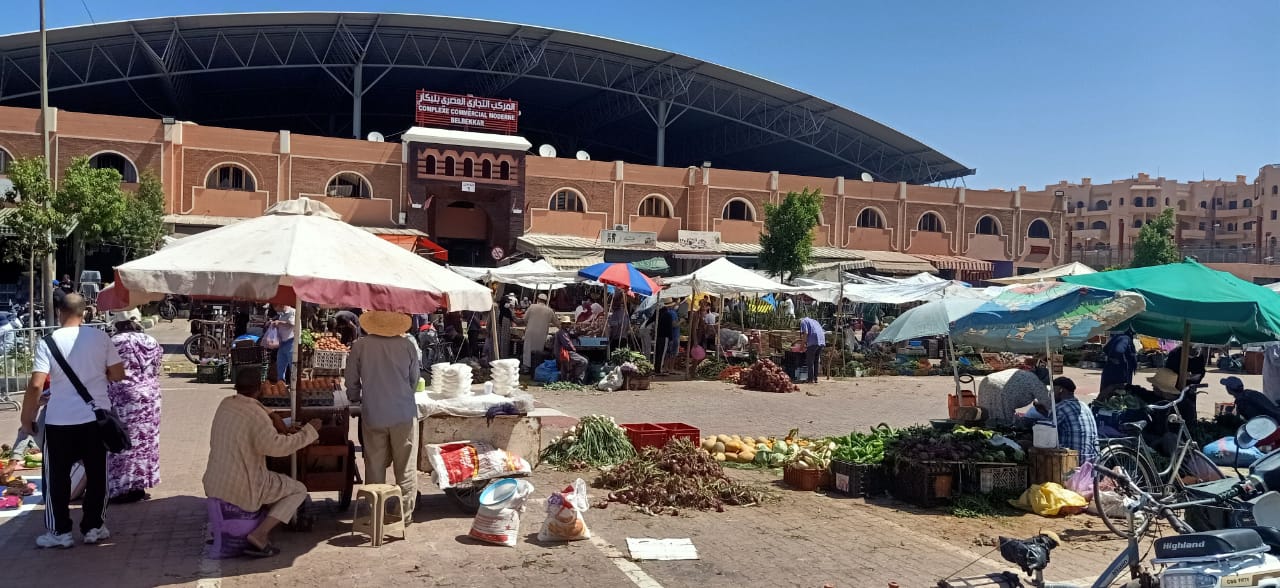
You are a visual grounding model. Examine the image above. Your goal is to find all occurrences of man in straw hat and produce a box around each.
[521,293,555,371]
[554,316,588,384]
[345,310,421,516]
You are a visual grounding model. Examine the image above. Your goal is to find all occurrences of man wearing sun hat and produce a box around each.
[345,310,421,515]
[521,293,555,370]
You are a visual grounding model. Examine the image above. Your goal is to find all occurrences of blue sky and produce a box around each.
[4,1,1277,190]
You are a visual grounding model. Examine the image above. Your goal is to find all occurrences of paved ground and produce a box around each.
[0,320,1259,587]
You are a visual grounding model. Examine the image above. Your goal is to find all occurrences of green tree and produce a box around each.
[1130,207,1181,268]
[55,156,127,280]
[759,188,823,282]
[2,156,68,321]
[117,172,167,259]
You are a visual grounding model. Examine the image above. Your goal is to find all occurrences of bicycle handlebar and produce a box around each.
[1146,383,1209,412]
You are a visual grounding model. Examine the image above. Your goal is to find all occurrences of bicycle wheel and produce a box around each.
[1093,443,1160,538]
[184,334,206,364]
[159,301,176,321]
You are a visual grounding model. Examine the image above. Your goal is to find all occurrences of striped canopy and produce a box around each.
[577,262,660,296]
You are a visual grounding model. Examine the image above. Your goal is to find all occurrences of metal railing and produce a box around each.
[0,323,109,411]
[1068,245,1276,269]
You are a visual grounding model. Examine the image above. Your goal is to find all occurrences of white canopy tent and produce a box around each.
[449,259,577,290]
[661,258,813,298]
[988,262,1097,284]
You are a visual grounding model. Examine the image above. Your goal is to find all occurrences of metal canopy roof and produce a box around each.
[0,12,974,184]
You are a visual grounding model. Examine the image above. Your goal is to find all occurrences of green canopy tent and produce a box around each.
[1063,259,1280,389]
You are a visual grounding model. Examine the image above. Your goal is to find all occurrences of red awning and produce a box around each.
[416,237,449,262]
[377,234,417,251]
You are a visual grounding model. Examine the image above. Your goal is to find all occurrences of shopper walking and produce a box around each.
[21,294,125,548]
[105,310,164,504]
[799,315,825,384]
[521,294,556,370]
[345,311,421,516]
[272,305,297,381]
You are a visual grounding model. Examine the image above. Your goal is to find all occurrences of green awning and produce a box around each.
[1062,259,1280,344]
[631,257,670,273]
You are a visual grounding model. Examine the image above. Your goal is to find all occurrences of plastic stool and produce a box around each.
[206,498,266,559]
[351,484,406,546]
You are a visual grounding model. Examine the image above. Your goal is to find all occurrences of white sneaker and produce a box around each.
[83,526,110,544]
[36,531,74,549]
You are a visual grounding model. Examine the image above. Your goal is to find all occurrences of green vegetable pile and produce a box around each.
[594,439,768,514]
[299,329,316,350]
[541,415,636,469]
[830,424,896,465]
[543,381,587,391]
[695,358,728,381]
[887,425,1021,464]
[1093,392,1144,412]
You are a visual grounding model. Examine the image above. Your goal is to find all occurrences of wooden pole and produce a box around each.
[1179,319,1192,389]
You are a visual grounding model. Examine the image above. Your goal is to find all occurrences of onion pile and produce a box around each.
[314,334,348,352]
[594,439,768,515]
[739,359,798,393]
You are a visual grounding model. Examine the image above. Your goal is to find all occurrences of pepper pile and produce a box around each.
[830,424,897,465]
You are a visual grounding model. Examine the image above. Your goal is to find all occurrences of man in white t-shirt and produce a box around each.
[21,293,125,548]
[272,305,296,381]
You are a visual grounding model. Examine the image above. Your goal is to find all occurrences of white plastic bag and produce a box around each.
[597,367,623,392]
[469,478,535,547]
[262,325,281,350]
[539,478,592,542]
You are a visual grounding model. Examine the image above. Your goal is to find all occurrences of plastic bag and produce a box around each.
[469,478,535,547]
[262,325,281,350]
[539,478,592,542]
[1204,436,1266,467]
[533,359,560,383]
[1008,483,1088,517]
[1087,489,1129,519]
[425,441,532,490]
[597,367,623,392]
[1065,461,1095,500]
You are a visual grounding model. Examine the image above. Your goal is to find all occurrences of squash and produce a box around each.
[738,450,755,463]
[712,442,726,454]
[742,436,755,446]
[724,441,743,454]
[716,434,732,444]
[713,452,726,462]
[700,437,717,451]
[724,452,739,462]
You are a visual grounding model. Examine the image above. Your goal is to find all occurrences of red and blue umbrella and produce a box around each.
[577,262,660,296]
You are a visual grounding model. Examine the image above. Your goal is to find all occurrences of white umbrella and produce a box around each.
[103,197,492,313]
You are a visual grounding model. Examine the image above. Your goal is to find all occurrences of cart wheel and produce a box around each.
[445,479,493,514]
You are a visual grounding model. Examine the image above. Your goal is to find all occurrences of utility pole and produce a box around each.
[39,0,55,326]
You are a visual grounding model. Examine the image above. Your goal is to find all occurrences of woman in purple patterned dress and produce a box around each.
[106,312,164,504]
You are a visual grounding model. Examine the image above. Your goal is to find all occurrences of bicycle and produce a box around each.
[1092,382,1218,538]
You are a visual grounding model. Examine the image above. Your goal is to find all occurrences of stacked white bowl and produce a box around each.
[438,363,473,398]
[430,362,450,395]
[488,358,521,396]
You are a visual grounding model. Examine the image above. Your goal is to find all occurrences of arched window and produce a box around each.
[1091,221,1107,230]
[205,164,256,192]
[463,158,474,177]
[1027,219,1051,239]
[498,161,511,180]
[1134,198,1144,208]
[1094,201,1109,211]
[1149,197,1157,207]
[1075,221,1084,230]
[549,189,585,212]
[917,212,945,233]
[974,215,1001,235]
[88,151,138,183]
[1132,219,1143,228]
[722,198,755,221]
[325,172,372,198]
[1075,200,1084,210]
[425,154,437,175]
[481,159,492,179]
[855,208,885,229]
[444,156,456,177]
[0,147,11,175]
[1244,198,1253,208]
[638,195,672,218]
[1245,221,1254,230]
[1228,200,1238,210]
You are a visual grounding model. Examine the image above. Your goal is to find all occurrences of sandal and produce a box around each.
[242,540,281,558]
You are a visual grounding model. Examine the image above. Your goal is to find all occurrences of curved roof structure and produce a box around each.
[0,12,974,184]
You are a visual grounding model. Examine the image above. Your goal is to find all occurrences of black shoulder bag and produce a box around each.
[42,333,132,453]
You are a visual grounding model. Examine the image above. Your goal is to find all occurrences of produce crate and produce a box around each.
[620,423,700,450]
[829,460,886,498]
[230,344,268,365]
[311,350,348,371]
[783,465,824,491]
[888,460,959,507]
[196,363,228,383]
[260,396,290,408]
[959,462,1029,494]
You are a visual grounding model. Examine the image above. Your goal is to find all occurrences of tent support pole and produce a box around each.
[1180,319,1191,389]
[947,335,961,396]
[490,284,502,360]
[290,293,301,479]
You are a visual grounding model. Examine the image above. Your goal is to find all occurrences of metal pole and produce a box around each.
[39,0,55,325]
[352,61,363,139]
[655,100,668,167]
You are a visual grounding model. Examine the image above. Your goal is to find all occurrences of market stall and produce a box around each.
[99,198,494,500]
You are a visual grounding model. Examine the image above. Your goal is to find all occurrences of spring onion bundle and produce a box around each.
[541,414,636,469]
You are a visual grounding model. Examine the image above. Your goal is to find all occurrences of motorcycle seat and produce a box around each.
[1244,526,1280,555]
[1154,528,1266,562]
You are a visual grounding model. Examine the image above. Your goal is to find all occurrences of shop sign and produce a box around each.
[600,230,658,247]
[677,230,722,251]
[461,181,476,193]
[415,90,520,134]
[490,246,505,260]
[1029,245,1052,255]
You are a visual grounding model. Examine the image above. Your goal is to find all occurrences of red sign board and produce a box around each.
[415,90,519,134]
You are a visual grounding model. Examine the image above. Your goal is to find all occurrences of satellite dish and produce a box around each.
[538,144,557,157]
[366,131,384,142]
[860,172,873,182]
[575,150,591,161]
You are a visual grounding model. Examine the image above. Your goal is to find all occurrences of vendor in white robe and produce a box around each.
[521,293,556,369]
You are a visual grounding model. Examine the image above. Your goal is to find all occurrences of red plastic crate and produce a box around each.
[655,423,700,446]
[622,423,701,450]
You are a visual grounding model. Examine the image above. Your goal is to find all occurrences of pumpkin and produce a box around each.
[713,452,726,462]
[738,450,755,463]
[716,434,732,444]
[724,441,743,454]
